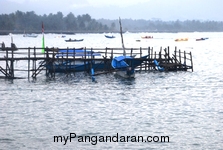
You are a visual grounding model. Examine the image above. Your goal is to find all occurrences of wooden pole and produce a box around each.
[140,47,142,72]
[73,47,75,75]
[164,48,167,70]
[184,51,186,70]
[5,47,8,78]
[28,47,30,80]
[151,47,153,70]
[174,47,177,63]
[53,47,56,78]
[84,47,86,73]
[105,47,107,58]
[66,48,68,76]
[190,51,193,72]
[179,49,181,70]
[46,47,49,76]
[119,17,126,56]
[11,47,14,78]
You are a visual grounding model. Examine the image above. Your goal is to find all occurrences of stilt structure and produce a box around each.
[0,43,193,79]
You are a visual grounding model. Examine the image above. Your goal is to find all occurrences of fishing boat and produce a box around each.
[196,37,208,41]
[23,33,38,38]
[175,38,188,42]
[141,36,153,39]
[111,56,135,78]
[111,17,147,78]
[105,35,115,38]
[65,38,84,42]
[45,48,105,73]
[111,55,148,78]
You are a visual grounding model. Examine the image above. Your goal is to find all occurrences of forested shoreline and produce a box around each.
[0,10,223,35]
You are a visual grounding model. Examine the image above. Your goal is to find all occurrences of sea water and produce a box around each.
[0,32,223,149]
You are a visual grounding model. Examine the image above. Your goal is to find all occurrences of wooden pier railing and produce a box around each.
[0,45,193,79]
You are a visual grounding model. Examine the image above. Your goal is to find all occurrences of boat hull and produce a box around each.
[111,55,147,78]
[23,34,38,38]
[105,35,115,38]
[114,70,135,78]
[65,39,84,42]
[46,60,111,73]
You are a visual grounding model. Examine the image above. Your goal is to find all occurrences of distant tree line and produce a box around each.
[98,19,223,32]
[0,10,223,33]
[0,10,110,33]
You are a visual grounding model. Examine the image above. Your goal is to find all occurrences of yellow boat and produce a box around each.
[175,38,188,42]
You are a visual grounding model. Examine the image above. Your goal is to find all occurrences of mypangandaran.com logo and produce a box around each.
[54,133,170,145]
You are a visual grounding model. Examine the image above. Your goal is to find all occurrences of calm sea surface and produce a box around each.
[0,32,223,149]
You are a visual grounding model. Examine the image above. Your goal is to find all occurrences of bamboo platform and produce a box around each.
[0,44,193,79]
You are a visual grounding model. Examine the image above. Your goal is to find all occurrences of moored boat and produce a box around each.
[65,38,84,42]
[141,36,153,39]
[105,35,115,38]
[111,55,148,78]
[175,38,188,42]
[23,33,38,38]
[196,37,208,41]
[45,48,105,73]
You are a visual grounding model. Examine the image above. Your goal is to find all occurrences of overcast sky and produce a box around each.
[0,0,222,21]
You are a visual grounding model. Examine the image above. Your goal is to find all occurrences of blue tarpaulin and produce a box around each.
[56,49,101,57]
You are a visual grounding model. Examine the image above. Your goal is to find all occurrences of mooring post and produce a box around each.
[51,47,55,78]
[159,51,161,62]
[184,51,186,70]
[111,48,113,59]
[84,47,86,73]
[167,46,170,63]
[151,47,153,70]
[179,49,181,70]
[164,48,167,69]
[105,47,107,58]
[160,46,162,57]
[66,48,68,76]
[32,47,35,77]
[174,47,177,64]
[140,47,142,72]
[190,51,193,72]
[5,47,8,78]
[46,47,49,76]
[146,47,149,71]
[144,47,149,71]
[11,47,14,78]
[28,47,30,80]
[140,47,142,58]
[154,51,156,59]
[73,47,75,75]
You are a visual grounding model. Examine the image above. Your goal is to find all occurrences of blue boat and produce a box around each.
[105,35,115,38]
[45,49,106,73]
[111,55,148,78]
[196,37,209,41]
[110,17,148,78]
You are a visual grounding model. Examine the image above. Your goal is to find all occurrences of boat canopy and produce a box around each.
[56,49,101,57]
[111,56,133,69]
[114,56,133,61]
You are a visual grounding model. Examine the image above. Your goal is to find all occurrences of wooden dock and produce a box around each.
[0,44,193,79]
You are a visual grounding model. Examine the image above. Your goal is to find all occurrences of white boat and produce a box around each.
[23,33,38,38]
